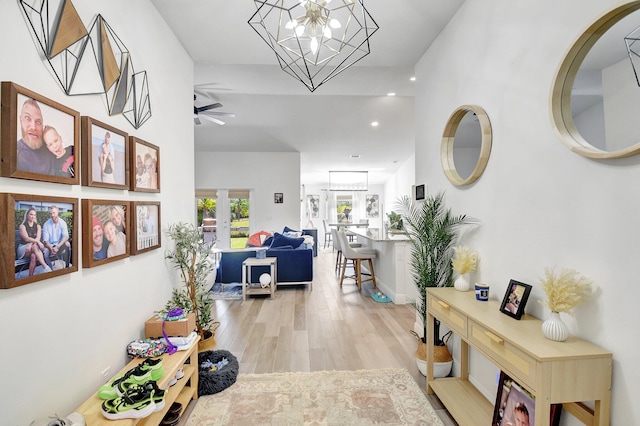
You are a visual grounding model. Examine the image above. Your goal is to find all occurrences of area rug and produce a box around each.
[210,282,242,300]
[186,368,444,426]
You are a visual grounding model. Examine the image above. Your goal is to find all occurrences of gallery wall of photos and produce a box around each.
[0,82,161,289]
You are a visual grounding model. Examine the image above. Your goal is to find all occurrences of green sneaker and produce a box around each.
[98,359,164,400]
[117,380,166,412]
[100,386,156,420]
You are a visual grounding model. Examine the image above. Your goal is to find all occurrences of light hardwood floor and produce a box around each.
[181,248,457,425]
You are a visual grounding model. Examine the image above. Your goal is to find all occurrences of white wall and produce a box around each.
[0,1,194,424]
[195,152,301,234]
[415,0,639,423]
[384,154,415,218]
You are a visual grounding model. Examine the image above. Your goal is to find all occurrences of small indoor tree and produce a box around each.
[399,192,476,347]
[164,222,218,341]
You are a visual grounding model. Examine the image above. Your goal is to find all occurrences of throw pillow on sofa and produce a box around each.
[270,232,305,249]
[247,230,272,247]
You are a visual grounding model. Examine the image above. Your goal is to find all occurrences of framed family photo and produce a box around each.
[131,201,161,255]
[130,137,160,192]
[0,193,78,289]
[492,371,562,426]
[0,82,80,185]
[80,116,129,190]
[500,279,533,320]
[81,199,130,268]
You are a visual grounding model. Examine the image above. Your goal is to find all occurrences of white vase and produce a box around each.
[541,311,569,342]
[454,274,470,292]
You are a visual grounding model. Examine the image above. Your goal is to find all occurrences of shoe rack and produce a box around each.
[75,335,200,425]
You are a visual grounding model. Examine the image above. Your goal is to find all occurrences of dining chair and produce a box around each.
[322,219,332,249]
[337,230,376,290]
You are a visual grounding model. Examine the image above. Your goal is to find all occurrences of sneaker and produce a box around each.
[116,381,166,411]
[98,365,151,400]
[100,387,156,420]
[42,265,52,272]
[167,366,185,387]
[139,358,165,380]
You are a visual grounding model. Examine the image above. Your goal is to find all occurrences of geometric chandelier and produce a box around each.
[248,0,379,92]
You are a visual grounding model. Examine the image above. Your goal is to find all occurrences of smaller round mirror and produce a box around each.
[441,105,492,186]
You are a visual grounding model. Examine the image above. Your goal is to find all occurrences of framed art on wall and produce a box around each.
[81,199,130,267]
[0,82,80,185]
[80,116,129,189]
[307,194,319,218]
[130,137,160,192]
[0,193,78,289]
[366,194,379,218]
[499,279,532,320]
[274,193,283,203]
[131,201,161,255]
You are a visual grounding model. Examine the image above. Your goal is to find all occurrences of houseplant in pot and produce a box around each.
[164,222,220,351]
[398,192,476,376]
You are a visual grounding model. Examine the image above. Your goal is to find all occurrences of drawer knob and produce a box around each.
[437,301,450,310]
[485,331,504,345]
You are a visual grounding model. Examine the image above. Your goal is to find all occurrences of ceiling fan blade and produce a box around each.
[200,114,226,126]
[195,103,222,113]
[201,111,236,118]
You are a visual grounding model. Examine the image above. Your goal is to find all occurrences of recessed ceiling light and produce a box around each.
[410,76,416,81]
[387,92,396,96]
[350,154,361,159]
[371,121,379,127]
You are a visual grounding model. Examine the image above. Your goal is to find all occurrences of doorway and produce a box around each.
[196,189,252,249]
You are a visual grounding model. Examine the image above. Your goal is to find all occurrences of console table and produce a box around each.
[426,288,612,426]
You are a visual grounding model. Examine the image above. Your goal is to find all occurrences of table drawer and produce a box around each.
[429,295,467,338]
[468,319,537,389]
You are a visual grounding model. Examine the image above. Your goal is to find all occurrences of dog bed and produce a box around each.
[198,349,239,396]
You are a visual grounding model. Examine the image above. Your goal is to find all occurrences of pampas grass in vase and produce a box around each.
[451,246,478,291]
[539,267,592,341]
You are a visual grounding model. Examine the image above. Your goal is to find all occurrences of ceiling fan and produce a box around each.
[194,94,235,126]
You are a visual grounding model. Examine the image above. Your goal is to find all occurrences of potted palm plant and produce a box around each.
[398,192,476,376]
[164,222,220,351]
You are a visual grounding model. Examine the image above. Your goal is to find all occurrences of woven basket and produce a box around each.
[410,330,452,362]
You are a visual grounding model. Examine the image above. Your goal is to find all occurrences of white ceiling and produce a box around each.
[150,0,466,185]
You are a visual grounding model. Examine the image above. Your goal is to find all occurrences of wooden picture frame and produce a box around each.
[1,82,80,184]
[493,371,562,426]
[131,201,161,255]
[274,193,283,203]
[499,279,532,320]
[130,137,160,192]
[82,199,130,267]
[0,193,78,289]
[81,116,129,189]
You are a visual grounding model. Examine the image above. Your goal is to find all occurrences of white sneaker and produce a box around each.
[43,265,52,272]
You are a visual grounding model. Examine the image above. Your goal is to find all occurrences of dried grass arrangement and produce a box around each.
[451,246,478,275]
[539,267,592,314]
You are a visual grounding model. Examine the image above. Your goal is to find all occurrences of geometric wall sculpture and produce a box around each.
[18,0,151,129]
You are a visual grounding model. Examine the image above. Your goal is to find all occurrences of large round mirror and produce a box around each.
[441,105,492,186]
[551,2,640,158]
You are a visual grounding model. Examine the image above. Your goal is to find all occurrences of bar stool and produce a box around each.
[332,228,361,276]
[337,230,377,290]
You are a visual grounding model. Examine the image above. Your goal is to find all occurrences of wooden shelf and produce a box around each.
[76,336,199,425]
[429,378,493,425]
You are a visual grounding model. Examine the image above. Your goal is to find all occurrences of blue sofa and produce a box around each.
[215,247,313,285]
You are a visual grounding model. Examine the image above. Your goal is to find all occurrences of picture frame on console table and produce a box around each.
[131,201,161,255]
[130,137,160,192]
[0,82,80,185]
[493,371,562,426]
[80,116,129,190]
[499,279,532,320]
[82,199,130,268]
[0,193,78,289]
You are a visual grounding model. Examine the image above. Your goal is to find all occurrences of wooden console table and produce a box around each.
[426,288,612,426]
[76,336,200,425]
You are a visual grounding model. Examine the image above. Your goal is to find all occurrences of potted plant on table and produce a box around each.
[164,222,220,351]
[398,192,476,376]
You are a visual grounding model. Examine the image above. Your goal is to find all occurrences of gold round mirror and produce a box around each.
[551,2,640,158]
[441,105,492,186]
